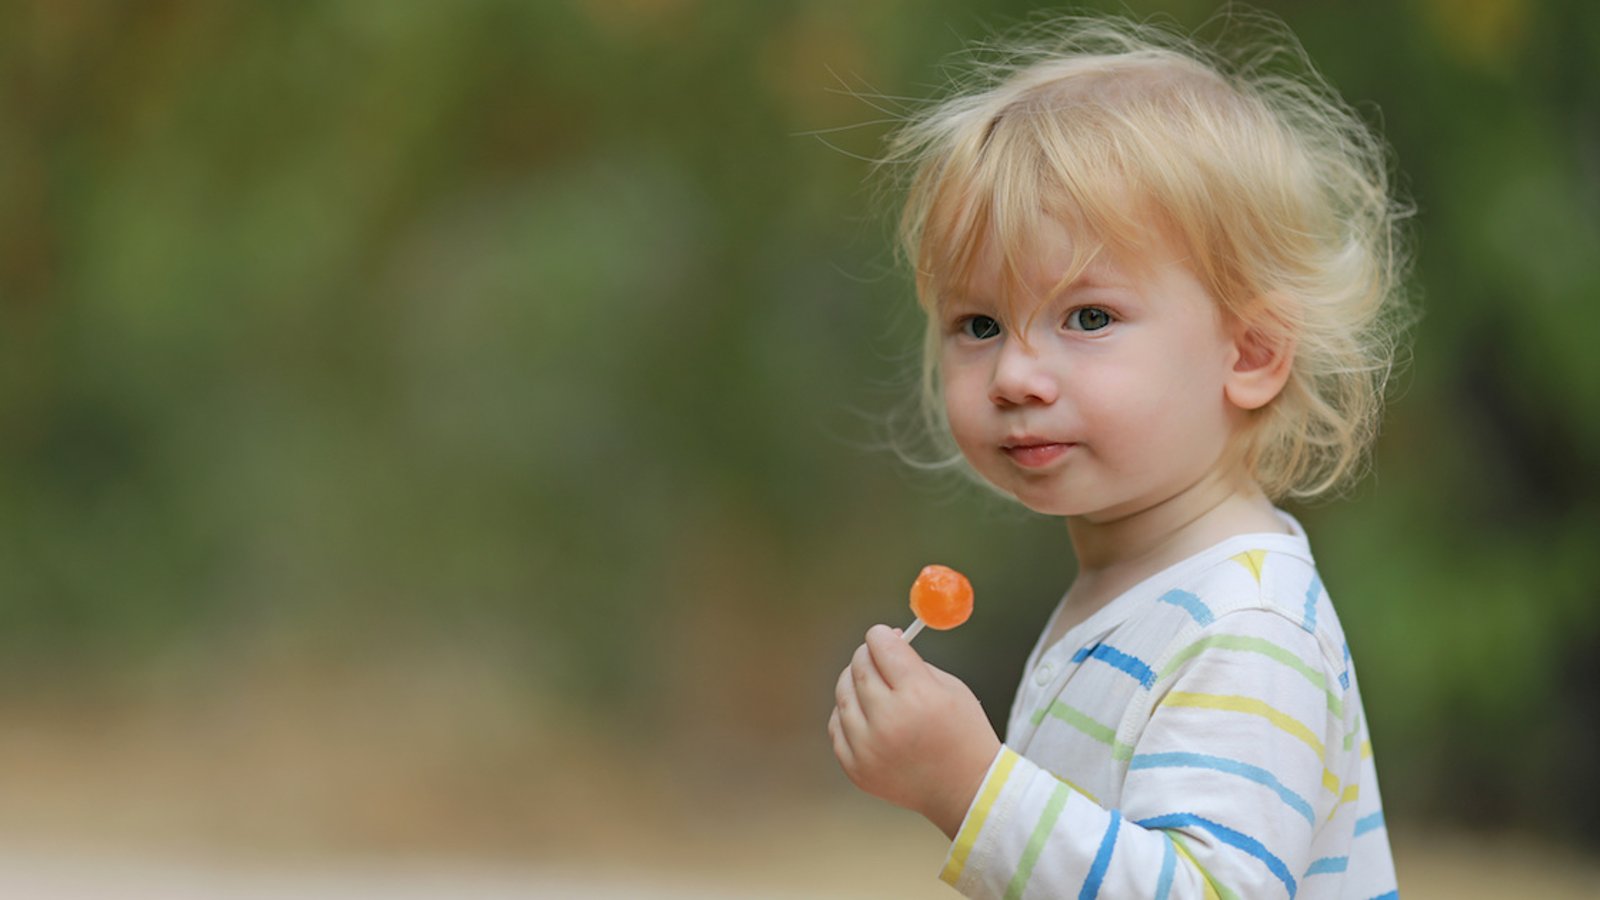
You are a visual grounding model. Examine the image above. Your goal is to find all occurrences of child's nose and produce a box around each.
[989,339,1059,407]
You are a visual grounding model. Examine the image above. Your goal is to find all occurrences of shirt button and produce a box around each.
[1034,663,1054,686]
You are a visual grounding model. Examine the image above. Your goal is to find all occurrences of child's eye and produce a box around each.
[1066,307,1113,331]
[960,315,1002,340]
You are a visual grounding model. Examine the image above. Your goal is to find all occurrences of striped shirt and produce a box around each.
[940,516,1398,899]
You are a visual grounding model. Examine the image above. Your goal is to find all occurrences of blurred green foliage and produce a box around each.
[2,0,1597,839]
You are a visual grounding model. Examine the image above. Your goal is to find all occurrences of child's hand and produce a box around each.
[828,624,1001,839]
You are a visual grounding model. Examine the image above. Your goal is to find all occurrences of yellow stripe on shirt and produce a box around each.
[941,747,1021,886]
[1161,692,1325,758]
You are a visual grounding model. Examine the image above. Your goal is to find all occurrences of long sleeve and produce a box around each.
[940,608,1361,900]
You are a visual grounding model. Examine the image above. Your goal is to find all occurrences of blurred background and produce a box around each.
[2,0,1597,896]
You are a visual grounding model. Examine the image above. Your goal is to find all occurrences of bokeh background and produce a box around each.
[3,0,1598,896]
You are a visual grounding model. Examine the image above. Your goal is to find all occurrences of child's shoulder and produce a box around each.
[1142,532,1349,671]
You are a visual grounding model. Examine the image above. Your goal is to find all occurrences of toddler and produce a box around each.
[828,14,1408,900]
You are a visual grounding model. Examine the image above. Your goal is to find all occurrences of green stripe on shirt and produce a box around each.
[1004,782,1071,900]
[1035,701,1135,760]
[1159,634,1343,718]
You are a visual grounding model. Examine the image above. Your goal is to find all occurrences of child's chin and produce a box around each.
[1010,492,1085,518]
[1010,485,1129,520]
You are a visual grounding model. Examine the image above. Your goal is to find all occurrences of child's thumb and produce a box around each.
[864,623,923,687]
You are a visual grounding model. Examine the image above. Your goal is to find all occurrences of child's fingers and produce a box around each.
[835,665,869,733]
[864,623,925,689]
[854,636,910,721]
[833,668,874,760]
[827,706,856,770]
[835,664,857,712]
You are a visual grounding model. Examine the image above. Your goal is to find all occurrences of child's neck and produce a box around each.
[1068,474,1284,574]
[1047,473,1287,647]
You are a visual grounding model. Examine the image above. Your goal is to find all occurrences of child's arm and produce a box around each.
[828,624,1002,838]
[934,609,1359,899]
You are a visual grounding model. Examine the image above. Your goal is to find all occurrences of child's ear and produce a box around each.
[1224,305,1295,411]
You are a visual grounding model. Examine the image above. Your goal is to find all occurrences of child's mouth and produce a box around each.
[1002,442,1075,468]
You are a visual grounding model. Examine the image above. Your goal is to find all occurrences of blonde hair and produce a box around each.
[885,13,1413,500]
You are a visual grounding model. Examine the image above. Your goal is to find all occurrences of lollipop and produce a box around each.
[902,564,974,643]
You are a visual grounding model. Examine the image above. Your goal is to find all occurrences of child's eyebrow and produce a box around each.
[1053,265,1131,296]
[934,294,988,317]
[1067,270,1116,289]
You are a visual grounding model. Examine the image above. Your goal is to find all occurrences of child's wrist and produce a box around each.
[924,735,1003,840]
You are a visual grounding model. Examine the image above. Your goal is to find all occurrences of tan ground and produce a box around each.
[4,806,1598,899]
[1,664,1594,898]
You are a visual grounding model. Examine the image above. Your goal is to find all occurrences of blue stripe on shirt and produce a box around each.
[1135,813,1297,898]
[1157,589,1214,625]
[1130,751,1315,826]
[1301,573,1321,632]
[1079,809,1120,900]
[1306,856,1348,875]
[1355,810,1386,836]
[1087,643,1156,689]
[1154,834,1176,900]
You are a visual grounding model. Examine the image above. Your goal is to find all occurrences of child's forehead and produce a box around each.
[949,212,1182,304]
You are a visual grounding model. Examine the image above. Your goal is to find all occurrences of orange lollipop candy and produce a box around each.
[903,564,974,643]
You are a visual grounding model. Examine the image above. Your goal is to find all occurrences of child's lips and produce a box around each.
[1001,441,1075,468]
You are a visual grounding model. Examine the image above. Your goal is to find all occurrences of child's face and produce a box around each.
[938,216,1246,522]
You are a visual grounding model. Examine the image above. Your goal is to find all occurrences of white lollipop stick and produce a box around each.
[902,617,926,643]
